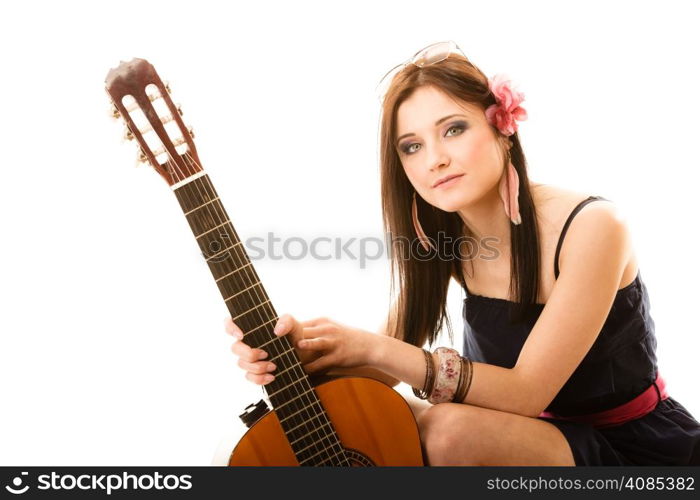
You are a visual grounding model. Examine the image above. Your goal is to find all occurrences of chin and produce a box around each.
[432,199,464,213]
[430,192,471,213]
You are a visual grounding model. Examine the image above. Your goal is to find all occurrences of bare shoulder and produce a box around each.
[531,183,637,291]
[531,184,632,238]
[533,183,609,218]
[462,183,638,301]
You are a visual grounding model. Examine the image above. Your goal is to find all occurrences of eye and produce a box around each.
[402,143,421,154]
[446,123,466,136]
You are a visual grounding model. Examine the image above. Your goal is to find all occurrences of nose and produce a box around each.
[426,141,450,171]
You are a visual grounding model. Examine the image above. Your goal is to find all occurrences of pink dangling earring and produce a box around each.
[412,191,436,251]
[498,152,522,225]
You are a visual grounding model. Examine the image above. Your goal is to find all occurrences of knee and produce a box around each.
[417,403,479,466]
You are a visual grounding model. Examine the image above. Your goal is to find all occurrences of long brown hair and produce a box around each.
[380,53,542,348]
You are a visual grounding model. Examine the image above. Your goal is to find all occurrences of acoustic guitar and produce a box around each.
[105,58,423,466]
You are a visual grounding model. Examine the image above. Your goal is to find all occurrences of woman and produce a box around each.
[225,42,700,465]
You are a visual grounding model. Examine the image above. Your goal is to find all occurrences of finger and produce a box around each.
[246,372,275,385]
[224,317,243,339]
[300,317,329,328]
[231,342,268,362]
[297,337,330,351]
[303,356,333,375]
[300,325,332,339]
[274,314,304,344]
[237,358,276,375]
[273,314,295,336]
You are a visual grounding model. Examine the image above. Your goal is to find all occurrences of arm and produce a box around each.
[370,203,631,417]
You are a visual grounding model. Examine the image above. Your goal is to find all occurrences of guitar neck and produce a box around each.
[173,171,274,332]
[106,57,347,463]
[171,174,314,403]
[173,171,347,464]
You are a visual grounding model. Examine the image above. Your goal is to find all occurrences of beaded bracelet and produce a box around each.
[428,347,462,404]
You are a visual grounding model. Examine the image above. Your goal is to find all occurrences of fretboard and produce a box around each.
[172,172,349,465]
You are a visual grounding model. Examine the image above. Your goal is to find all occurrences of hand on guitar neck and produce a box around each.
[225,314,400,388]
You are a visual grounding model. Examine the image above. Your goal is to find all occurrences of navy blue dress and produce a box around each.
[461,195,700,465]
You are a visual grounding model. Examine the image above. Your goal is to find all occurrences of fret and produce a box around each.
[266,345,295,364]
[186,204,232,235]
[236,316,277,340]
[284,410,336,446]
[279,399,326,423]
[182,175,217,200]
[292,429,342,467]
[173,175,217,213]
[195,219,232,239]
[288,416,337,445]
[232,299,271,321]
[169,170,347,467]
[216,274,262,311]
[287,413,332,436]
[196,226,241,260]
[215,262,253,283]
[271,387,315,409]
[289,420,334,446]
[294,430,339,456]
[205,241,243,262]
[256,332,281,348]
[268,374,312,404]
[223,281,262,302]
[269,361,303,379]
[244,317,277,336]
[299,442,345,466]
[207,246,256,282]
[183,196,220,216]
[316,451,350,467]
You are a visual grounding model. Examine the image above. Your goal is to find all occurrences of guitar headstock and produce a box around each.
[105,58,202,186]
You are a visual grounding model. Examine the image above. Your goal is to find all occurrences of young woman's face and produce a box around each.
[395,85,506,213]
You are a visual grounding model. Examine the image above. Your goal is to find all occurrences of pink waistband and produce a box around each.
[539,372,668,429]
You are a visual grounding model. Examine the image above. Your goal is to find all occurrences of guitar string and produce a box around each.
[176,151,346,464]
[169,148,343,465]
[177,152,344,466]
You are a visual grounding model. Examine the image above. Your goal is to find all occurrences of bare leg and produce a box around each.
[416,402,576,466]
[394,382,432,421]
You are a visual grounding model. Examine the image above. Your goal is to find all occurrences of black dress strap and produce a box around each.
[554,195,609,279]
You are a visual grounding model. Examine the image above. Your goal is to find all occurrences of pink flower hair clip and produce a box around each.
[485,74,527,226]
[485,74,528,136]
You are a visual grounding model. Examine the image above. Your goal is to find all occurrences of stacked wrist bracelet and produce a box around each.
[412,347,474,404]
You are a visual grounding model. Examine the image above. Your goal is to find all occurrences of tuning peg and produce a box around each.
[188,126,195,139]
[124,127,134,141]
[177,104,184,116]
[165,81,172,94]
[110,104,121,120]
[138,149,148,163]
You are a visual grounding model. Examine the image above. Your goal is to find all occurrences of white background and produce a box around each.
[1,0,698,465]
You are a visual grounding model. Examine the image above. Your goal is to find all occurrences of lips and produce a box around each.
[433,174,464,188]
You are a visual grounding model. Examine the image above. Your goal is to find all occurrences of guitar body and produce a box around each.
[229,376,423,466]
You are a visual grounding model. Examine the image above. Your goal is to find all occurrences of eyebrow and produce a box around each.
[395,113,468,145]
